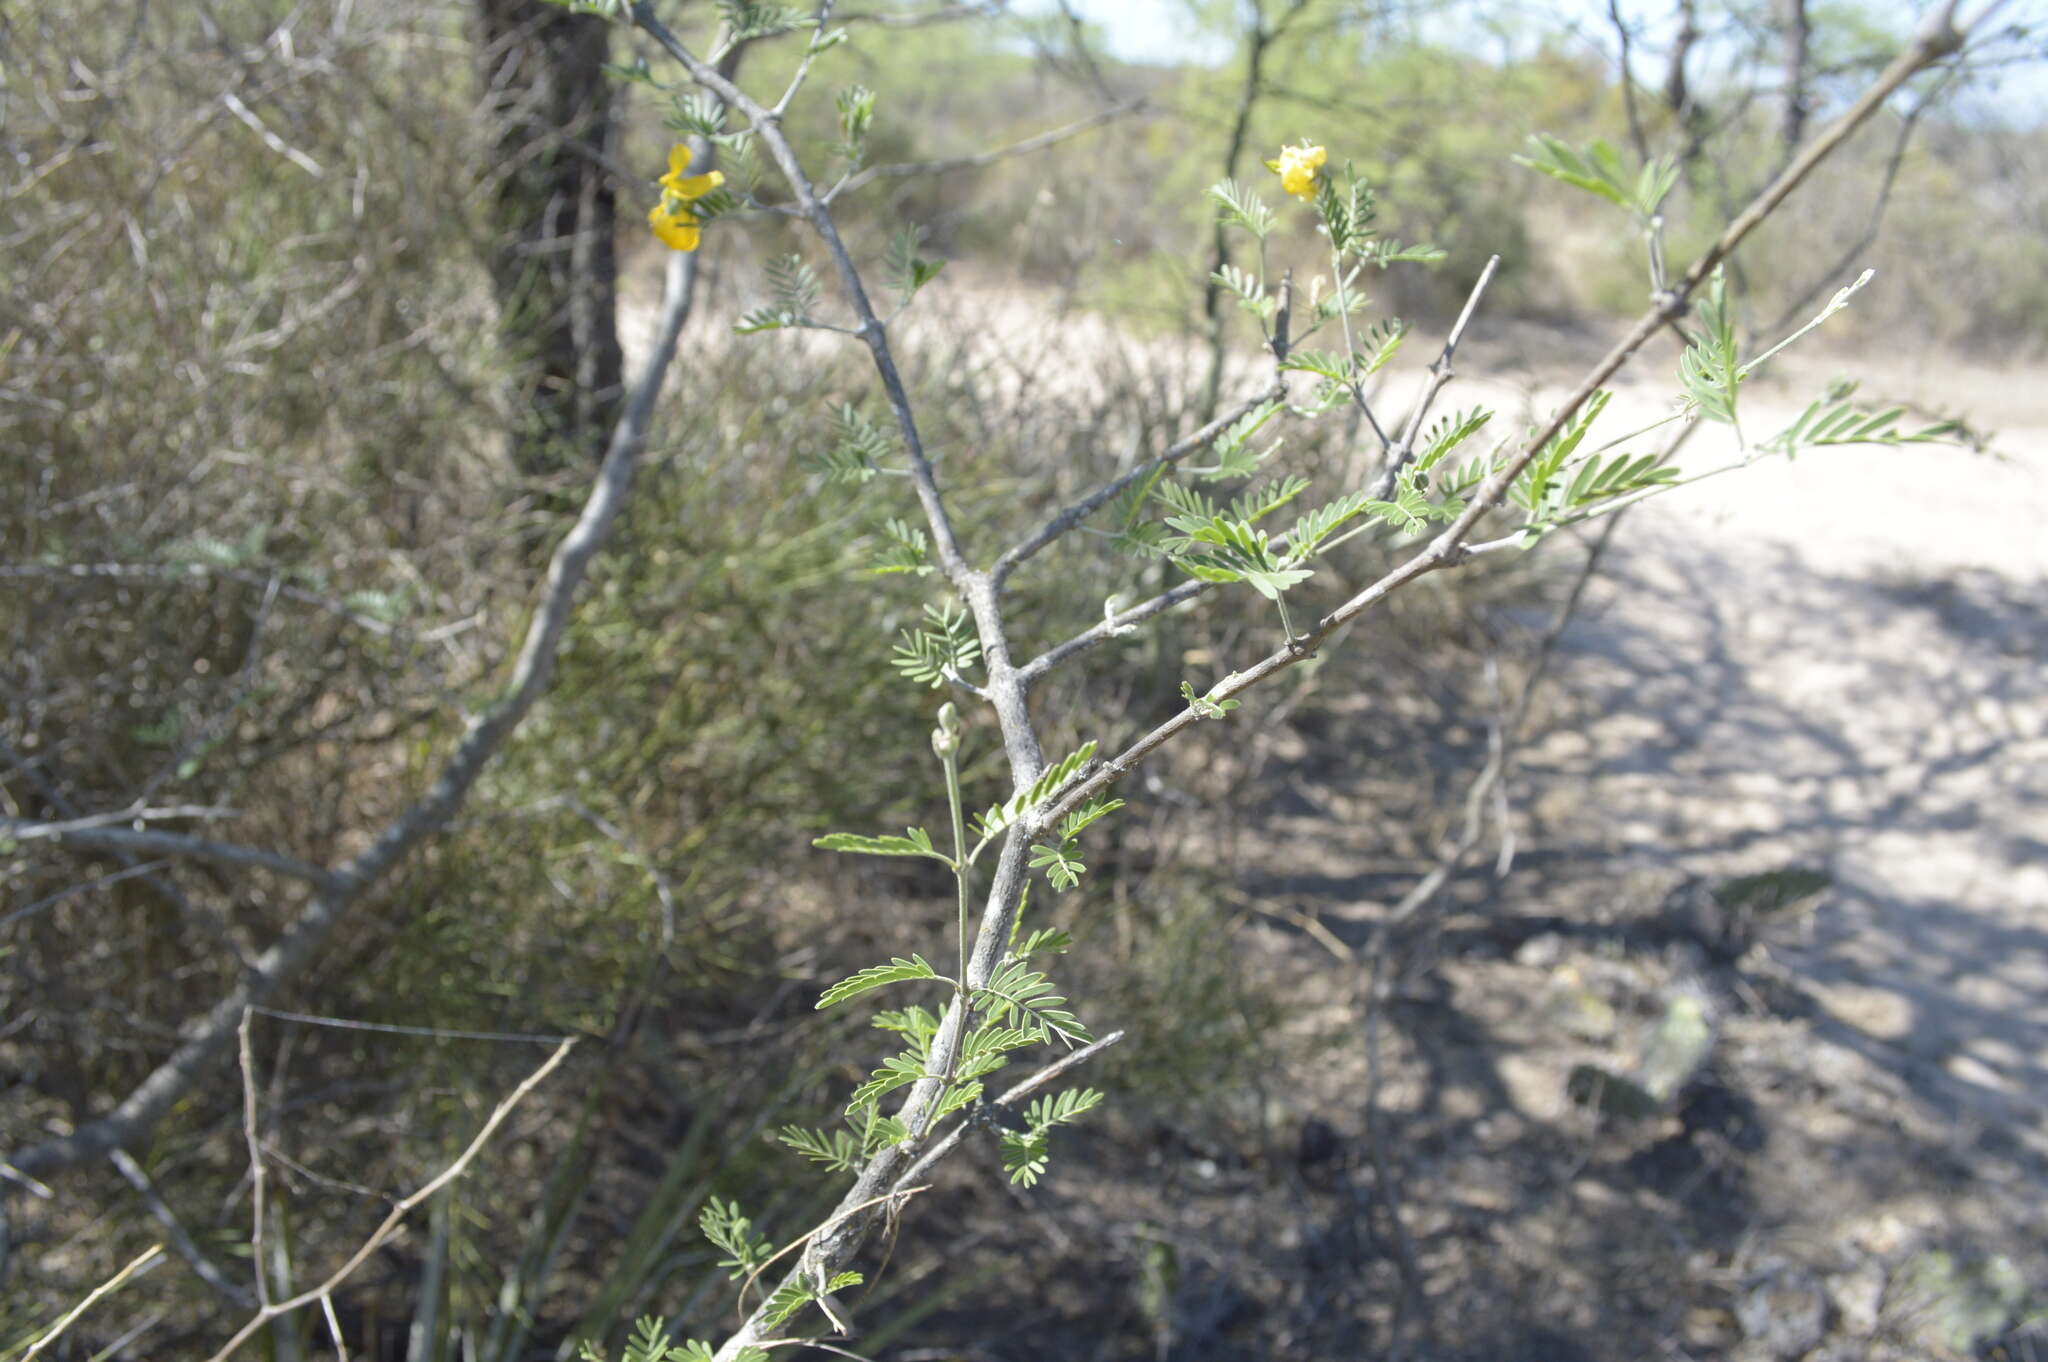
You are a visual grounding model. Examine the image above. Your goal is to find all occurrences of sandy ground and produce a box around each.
[1512,345,2048,1155]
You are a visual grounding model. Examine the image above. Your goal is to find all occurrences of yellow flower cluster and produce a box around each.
[1273,142,1327,201]
[648,144,724,252]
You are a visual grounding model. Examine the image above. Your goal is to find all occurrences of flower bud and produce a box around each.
[931,702,962,760]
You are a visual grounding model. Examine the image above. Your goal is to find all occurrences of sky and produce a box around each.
[1025,0,2048,123]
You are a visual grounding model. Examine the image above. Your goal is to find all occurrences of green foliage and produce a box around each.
[1186,400,1286,480]
[763,1270,864,1329]
[699,1198,774,1280]
[835,84,876,163]
[973,740,1099,842]
[1028,841,1087,892]
[715,0,814,41]
[1514,134,1678,222]
[1212,262,1273,322]
[818,403,894,483]
[1166,514,1313,601]
[1679,273,1743,428]
[574,1316,757,1362]
[1209,177,1277,239]
[1764,391,1962,457]
[884,225,946,304]
[813,828,947,861]
[1511,388,1616,526]
[872,516,934,576]
[997,1088,1104,1187]
[848,1048,930,1115]
[778,1124,863,1172]
[1180,680,1241,719]
[1314,167,1378,257]
[973,960,1092,1046]
[893,600,980,682]
[1415,408,1493,474]
[956,1022,1040,1081]
[816,955,946,1009]
[737,254,825,334]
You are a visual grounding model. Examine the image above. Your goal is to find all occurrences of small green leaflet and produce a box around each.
[848,1049,928,1114]
[716,0,813,42]
[935,1080,984,1118]
[813,826,946,860]
[1514,133,1677,221]
[1025,1087,1104,1129]
[699,1198,772,1279]
[1188,400,1285,480]
[1012,925,1072,959]
[1056,797,1124,841]
[997,1087,1104,1186]
[1561,451,1678,508]
[736,253,823,334]
[778,1125,861,1172]
[1154,475,1309,536]
[763,1270,864,1329]
[973,740,1097,841]
[577,1315,766,1362]
[1513,388,1614,514]
[892,598,979,680]
[1209,177,1276,239]
[1764,398,1961,456]
[956,1023,1038,1080]
[870,517,931,576]
[1314,170,1377,257]
[885,224,944,302]
[1679,273,1741,428]
[974,960,1091,1046]
[835,84,875,159]
[816,955,945,1010]
[817,403,893,483]
[871,1003,941,1039]
[859,1113,911,1155]
[1361,237,1446,268]
[1211,262,1273,320]
[999,1128,1051,1187]
[666,93,727,138]
[1170,515,1313,600]
[1180,679,1240,718]
[1029,842,1086,892]
[1414,407,1491,474]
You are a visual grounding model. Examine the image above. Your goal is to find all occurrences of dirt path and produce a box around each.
[1517,350,2048,1154]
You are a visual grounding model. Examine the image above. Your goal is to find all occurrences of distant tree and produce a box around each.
[475,0,624,479]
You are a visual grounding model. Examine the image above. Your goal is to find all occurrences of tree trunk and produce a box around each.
[1778,0,1813,157]
[475,0,623,481]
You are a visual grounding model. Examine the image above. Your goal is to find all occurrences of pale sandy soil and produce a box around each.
[1515,345,2048,1152]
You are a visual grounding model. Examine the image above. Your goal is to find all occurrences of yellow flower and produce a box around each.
[1274,142,1327,201]
[649,201,702,252]
[649,144,725,252]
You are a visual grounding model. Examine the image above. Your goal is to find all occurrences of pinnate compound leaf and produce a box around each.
[699,1198,772,1278]
[1000,1128,1050,1186]
[975,960,1092,1046]
[974,740,1097,840]
[1209,177,1276,238]
[847,1049,928,1114]
[813,827,946,861]
[817,955,944,1010]
[1764,398,1961,456]
[778,1125,860,1172]
[1029,842,1085,892]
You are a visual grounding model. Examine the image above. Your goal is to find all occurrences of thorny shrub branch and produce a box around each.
[616,4,1972,1360]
